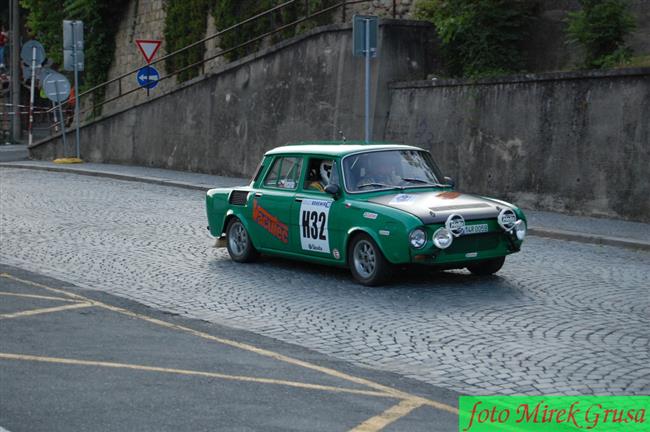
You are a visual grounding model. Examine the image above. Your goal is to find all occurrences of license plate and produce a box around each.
[463,224,488,235]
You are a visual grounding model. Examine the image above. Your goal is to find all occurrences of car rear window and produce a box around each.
[263,157,303,190]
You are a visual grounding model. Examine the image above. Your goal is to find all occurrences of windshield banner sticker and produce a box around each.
[299,199,332,253]
[253,200,289,243]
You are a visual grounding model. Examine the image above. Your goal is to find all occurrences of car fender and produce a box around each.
[207,188,257,239]
[339,200,422,264]
[344,225,410,264]
[222,209,263,250]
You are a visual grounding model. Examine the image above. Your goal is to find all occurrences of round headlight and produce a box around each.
[409,229,427,249]
[514,219,526,241]
[433,228,453,249]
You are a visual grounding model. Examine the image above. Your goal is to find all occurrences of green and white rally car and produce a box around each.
[206,142,526,285]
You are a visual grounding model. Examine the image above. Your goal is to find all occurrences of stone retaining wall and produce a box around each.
[385,69,650,222]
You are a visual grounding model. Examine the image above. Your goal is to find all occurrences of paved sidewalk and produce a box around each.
[2,160,649,250]
[0,144,28,162]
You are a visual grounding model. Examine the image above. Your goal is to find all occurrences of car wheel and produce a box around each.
[466,256,505,276]
[348,233,392,286]
[226,218,259,263]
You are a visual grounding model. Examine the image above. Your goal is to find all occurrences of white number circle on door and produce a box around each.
[299,199,332,253]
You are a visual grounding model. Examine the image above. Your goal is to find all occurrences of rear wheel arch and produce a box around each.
[223,211,260,249]
[225,217,259,263]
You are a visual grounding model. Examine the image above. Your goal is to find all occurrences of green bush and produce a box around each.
[566,0,636,69]
[163,0,211,82]
[414,0,535,78]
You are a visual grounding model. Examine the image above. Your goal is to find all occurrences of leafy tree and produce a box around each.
[21,0,65,66]
[21,0,129,107]
[414,0,535,78]
[566,0,636,69]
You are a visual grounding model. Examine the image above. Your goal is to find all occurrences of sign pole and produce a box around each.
[54,79,68,157]
[72,22,81,159]
[364,18,370,144]
[28,46,37,147]
[10,0,21,142]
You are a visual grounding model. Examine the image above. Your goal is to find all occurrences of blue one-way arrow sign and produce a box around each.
[137,65,160,89]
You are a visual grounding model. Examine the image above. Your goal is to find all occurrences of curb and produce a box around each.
[3,162,649,252]
[1,163,210,192]
[527,228,650,252]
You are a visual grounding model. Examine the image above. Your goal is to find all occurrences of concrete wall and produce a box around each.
[385,68,650,222]
[31,20,438,177]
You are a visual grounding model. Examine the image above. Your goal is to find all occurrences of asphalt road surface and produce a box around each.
[1,168,649,400]
[0,265,458,432]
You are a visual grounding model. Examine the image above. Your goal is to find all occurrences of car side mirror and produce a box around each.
[444,176,455,188]
[324,183,340,198]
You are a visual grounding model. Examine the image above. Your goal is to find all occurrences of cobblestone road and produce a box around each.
[1,168,649,396]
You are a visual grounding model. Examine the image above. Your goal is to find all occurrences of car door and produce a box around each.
[249,155,302,252]
[290,157,344,262]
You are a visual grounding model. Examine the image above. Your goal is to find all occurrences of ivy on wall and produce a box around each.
[212,0,337,62]
[21,0,129,105]
[414,0,536,78]
[163,0,211,82]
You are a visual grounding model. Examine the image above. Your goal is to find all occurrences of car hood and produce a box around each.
[367,191,511,224]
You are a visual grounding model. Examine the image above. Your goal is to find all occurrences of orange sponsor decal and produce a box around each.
[253,200,289,243]
[436,191,461,199]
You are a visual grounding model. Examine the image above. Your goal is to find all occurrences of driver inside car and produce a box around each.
[307,160,333,192]
[356,152,401,189]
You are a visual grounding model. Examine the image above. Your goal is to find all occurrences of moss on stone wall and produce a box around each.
[212,0,337,62]
[163,0,211,82]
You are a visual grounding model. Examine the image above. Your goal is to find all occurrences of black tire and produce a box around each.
[466,256,505,276]
[226,218,259,263]
[348,233,393,286]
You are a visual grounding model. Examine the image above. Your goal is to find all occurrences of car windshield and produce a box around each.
[343,150,445,192]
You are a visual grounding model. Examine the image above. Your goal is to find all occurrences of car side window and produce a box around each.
[263,157,303,190]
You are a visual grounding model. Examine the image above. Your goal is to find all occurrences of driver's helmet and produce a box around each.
[320,160,333,185]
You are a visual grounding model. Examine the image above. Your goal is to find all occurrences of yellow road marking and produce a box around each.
[0,302,94,319]
[0,272,459,416]
[0,352,395,399]
[0,291,80,302]
[349,399,425,432]
[0,273,85,301]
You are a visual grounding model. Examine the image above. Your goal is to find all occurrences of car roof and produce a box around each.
[264,142,424,157]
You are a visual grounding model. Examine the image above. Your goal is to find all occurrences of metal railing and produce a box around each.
[44,0,394,128]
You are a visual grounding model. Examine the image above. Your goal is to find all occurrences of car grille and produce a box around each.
[229,190,249,206]
[446,232,501,253]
